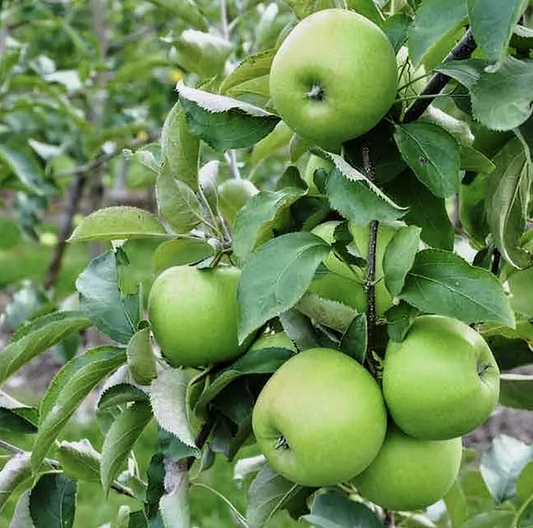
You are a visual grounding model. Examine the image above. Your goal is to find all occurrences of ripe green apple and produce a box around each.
[148,265,247,367]
[353,426,462,511]
[307,221,367,311]
[303,154,332,195]
[269,9,397,149]
[350,222,398,316]
[383,315,500,440]
[218,179,259,226]
[249,330,297,352]
[252,347,387,486]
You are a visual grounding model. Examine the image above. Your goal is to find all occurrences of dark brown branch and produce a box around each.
[491,247,501,276]
[362,143,380,377]
[44,173,86,291]
[403,29,477,124]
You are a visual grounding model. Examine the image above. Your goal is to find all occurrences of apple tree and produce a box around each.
[1,0,533,527]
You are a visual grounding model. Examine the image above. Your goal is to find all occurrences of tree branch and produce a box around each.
[403,29,477,124]
[361,143,380,377]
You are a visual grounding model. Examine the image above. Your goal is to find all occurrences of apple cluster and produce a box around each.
[147,263,499,513]
[252,316,500,512]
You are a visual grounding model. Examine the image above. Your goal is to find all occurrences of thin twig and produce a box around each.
[403,28,477,123]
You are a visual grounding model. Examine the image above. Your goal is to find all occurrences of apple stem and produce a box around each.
[384,509,395,527]
[402,28,477,123]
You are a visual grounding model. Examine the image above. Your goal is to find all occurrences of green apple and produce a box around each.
[269,9,397,149]
[252,347,387,486]
[303,154,332,195]
[308,221,367,311]
[350,222,398,316]
[354,426,462,511]
[249,330,297,352]
[148,265,247,367]
[383,315,500,440]
[218,179,259,226]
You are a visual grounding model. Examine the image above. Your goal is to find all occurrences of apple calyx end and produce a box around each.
[275,435,290,450]
[477,363,491,378]
[306,83,326,102]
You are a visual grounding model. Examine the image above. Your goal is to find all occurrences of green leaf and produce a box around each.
[467,0,528,62]
[158,428,199,463]
[471,57,533,131]
[127,510,148,528]
[195,347,295,415]
[156,164,203,234]
[153,238,214,275]
[517,461,533,504]
[177,82,280,151]
[169,29,232,79]
[233,187,305,264]
[408,0,467,68]
[383,14,411,53]
[444,477,469,528]
[57,439,101,482]
[29,474,76,528]
[68,206,168,243]
[302,489,382,528]
[237,232,330,343]
[436,58,488,89]
[485,138,532,269]
[462,510,516,528]
[385,170,454,250]
[347,0,383,26]
[127,327,157,386]
[252,122,294,167]
[296,294,358,333]
[460,145,496,173]
[383,225,422,296]
[101,401,153,494]
[32,346,127,470]
[246,465,304,528]
[76,252,140,344]
[160,102,199,191]
[0,311,90,386]
[0,453,32,513]
[480,435,533,502]
[145,454,165,523]
[394,123,461,198]
[340,313,367,364]
[385,302,420,342]
[499,374,533,410]
[97,383,149,412]
[400,249,515,327]
[220,49,275,95]
[150,368,197,449]
[146,0,208,30]
[0,391,39,434]
[325,152,408,225]
[159,460,190,528]
[0,144,53,197]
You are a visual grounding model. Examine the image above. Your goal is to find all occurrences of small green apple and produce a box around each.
[383,315,500,440]
[252,347,387,486]
[218,179,259,226]
[353,426,462,511]
[308,221,367,311]
[269,9,397,149]
[303,154,332,195]
[148,265,247,367]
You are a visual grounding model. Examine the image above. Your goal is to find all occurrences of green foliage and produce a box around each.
[2,0,533,526]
